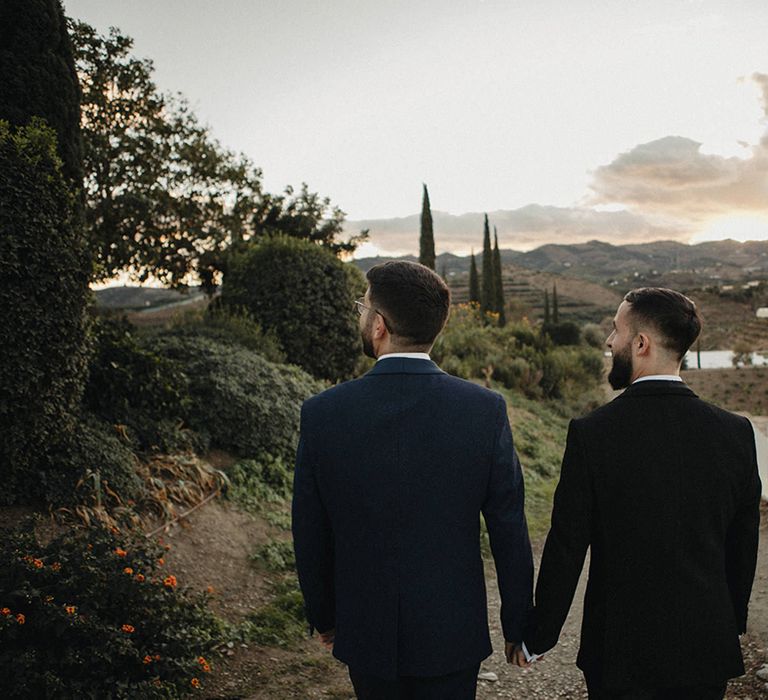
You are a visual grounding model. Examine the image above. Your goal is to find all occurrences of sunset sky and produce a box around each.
[65,0,768,256]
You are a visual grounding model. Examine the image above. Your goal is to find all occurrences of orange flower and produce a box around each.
[51,562,62,572]
[202,662,211,673]
[191,678,200,688]
[158,558,164,566]
[135,573,145,583]
[153,654,161,661]
[1,608,10,616]
[163,575,177,589]
[32,559,43,569]
[16,613,25,625]
[87,544,93,551]
[45,596,54,603]
[123,567,134,575]
[121,624,134,633]
[206,585,215,595]
[115,547,127,557]
[65,605,76,615]
[143,655,152,665]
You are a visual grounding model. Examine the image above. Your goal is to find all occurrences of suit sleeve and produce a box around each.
[481,396,534,643]
[725,419,762,634]
[291,403,335,635]
[525,418,591,655]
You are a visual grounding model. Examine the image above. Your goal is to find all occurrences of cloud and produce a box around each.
[345,204,687,256]
[588,73,768,222]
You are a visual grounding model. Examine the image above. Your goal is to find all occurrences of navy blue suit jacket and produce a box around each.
[292,357,533,680]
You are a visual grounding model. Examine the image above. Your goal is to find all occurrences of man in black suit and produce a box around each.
[520,287,762,699]
[292,261,533,699]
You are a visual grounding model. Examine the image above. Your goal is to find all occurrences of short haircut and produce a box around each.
[623,287,702,360]
[366,261,450,346]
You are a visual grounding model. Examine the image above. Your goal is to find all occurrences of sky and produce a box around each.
[64,0,768,257]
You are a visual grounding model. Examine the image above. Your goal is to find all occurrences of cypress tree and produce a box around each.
[480,214,494,314]
[553,283,559,324]
[469,250,480,304]
[492,227,505,326]
[0,0,84,188]
[419,183,435,270]
[440,261,447,281]
[544,289,550,324]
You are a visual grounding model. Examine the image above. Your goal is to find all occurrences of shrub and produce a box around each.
[240,580,305,648]
[221,236,361,381]
[83,317,193,453]
[543,320,582,346]
[251,540,296,573]
[148,335,323,462]
[0,120,91,504]
[0,523,221,697]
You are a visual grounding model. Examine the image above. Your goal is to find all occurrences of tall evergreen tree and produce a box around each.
[419,183,435,270]
[544,289,551,324]
[469,250,480,304]
[440,261,447,281]
[480,214,494,313]
[0,0,83,188]
[552,283,560,323]
[492,227,506,326]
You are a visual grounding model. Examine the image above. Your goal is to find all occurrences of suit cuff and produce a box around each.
[522,641,539,663]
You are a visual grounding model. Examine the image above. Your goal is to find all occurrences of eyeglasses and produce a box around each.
[354,297,392,332]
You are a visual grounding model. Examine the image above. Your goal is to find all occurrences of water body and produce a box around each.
[684,350,768,369]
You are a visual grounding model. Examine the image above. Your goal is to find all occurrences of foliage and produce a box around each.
[543,320,582,346]
[732,339,754,367]
[239,580,306,648]
[0,0,83,186]
[169,304,286,363]
[433,303,603,403]
[148,334,323,461]
[226,455,294,511]
[419,184,435,270]
[71,20,263,287]
[252,541,296,573]
[492,229,505,325]
[469,252,480,303]
[84,317,193,453]
[582,323,605,348]
[221,237,362,381]
[481,214,494,313]
[0,120,92,504]
[0,523,221,697]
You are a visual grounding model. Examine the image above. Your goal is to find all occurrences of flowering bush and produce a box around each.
[0,523,221,697]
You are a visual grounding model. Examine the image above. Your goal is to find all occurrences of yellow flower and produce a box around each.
[121,624,134,633]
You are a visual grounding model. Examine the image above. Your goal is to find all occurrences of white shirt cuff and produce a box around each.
[521,641,539,663]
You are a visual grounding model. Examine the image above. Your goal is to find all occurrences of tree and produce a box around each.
[493,227,506,326]
[0,120,91,503]
[419,183,435,269]
[544,289,551,324]
[71,20,263,287]
[469,250,480,304]
[0,0,83,187]
[553,283,560,323]
[481,214,494,314]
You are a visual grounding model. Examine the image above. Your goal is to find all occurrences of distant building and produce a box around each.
[756,307,768,318]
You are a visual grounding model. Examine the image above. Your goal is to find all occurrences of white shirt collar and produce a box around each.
[377,352,431,362]
[632,374,683,383]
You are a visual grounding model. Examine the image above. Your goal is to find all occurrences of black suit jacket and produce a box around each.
[292,357,533,680]
[526,380,762,690]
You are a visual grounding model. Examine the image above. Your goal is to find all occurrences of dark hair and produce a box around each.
[623,287,702,360]
[366,261,450,346]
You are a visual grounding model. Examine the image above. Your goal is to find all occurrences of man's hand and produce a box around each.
[318,628,335,651]
[505,641,532,667]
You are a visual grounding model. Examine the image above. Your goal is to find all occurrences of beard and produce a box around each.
[361,314,376,359]
[607,344,633,390]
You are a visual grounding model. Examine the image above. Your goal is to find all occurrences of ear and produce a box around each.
[635,332,651,356]
[372,313,388,339]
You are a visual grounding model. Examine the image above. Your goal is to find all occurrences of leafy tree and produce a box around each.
[469,250,480,303]
[0,120,91,503]
[493,228,506,326]
[481,214,494,314]
[221,237,361,382]
[419,183,435,269]
[0,0,83,187]
[71,20,263,287]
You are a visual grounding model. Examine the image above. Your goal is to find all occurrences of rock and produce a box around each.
[757,665,768,681]
[478,671,499,682]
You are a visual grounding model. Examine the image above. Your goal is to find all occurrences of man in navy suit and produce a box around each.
[292,260,533,699]
[520,288,762,699]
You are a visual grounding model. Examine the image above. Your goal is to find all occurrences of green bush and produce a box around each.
[240,580,305,648]
[0,523,221,697]
[543,320,582,346]
[251,540,296,573]
[148,335,323,462]
[221,236,361,381]
[0,120,92,504]
[169,304,286,364]
[84,317,194,453]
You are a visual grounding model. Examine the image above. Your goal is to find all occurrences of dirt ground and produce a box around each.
[159,499,768,699]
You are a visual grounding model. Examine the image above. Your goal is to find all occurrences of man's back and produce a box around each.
[528,380,761,689]
[293,357,533,681]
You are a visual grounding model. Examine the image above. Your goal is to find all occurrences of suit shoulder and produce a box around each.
[301,376,364,415]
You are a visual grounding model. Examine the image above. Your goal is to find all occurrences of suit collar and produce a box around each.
[366,357,445,376]
[617,380,698,400]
